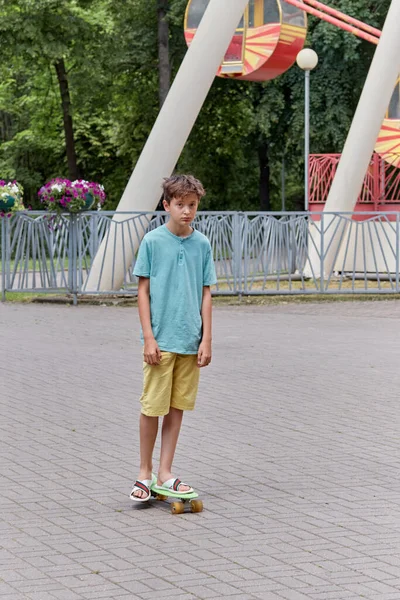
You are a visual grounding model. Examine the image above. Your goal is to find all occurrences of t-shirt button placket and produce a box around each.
[179,241,184,266]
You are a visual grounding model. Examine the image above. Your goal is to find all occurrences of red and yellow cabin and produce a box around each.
[184,0,307,82]
[375,78,400,168]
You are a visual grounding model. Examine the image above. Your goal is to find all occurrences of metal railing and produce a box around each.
[1,210,400,302]
[310,153,400,208]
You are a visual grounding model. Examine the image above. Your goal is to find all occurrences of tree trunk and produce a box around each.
[0,110,13,141]
[258,140,270,211]
[54,58,80,180]
[157,0,171,108]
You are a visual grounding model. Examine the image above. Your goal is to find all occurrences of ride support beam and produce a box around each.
[85,0,249,292]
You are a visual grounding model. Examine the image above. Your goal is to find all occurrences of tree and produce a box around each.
[0,0,393,211]
[157,0,171,107]
[0,0,111,181]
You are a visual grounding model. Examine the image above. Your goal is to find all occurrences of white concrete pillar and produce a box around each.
[305,0,400,279]
[86,0,249,292]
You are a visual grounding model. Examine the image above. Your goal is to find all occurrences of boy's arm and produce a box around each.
[198,286,212,368]
[137,277,161,365]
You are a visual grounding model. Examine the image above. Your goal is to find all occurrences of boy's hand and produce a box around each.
[144,338,162,365]
[198,340,212,368]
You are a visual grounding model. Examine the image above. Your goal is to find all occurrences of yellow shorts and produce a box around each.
[140,351,200,417]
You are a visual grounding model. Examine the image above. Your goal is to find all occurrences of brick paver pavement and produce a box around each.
[2,300,400,600]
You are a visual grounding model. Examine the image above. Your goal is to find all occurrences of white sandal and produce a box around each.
[130,474,156,502]
[152,477,194,496]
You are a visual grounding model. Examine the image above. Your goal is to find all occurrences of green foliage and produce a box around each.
[0,0,392,210]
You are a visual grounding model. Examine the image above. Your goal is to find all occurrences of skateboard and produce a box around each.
[150,484,203,515]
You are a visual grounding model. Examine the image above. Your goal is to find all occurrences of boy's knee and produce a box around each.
[141,408,168,418]
[140,411,160,419]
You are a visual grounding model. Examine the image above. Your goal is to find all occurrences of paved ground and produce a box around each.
[2,300,400,600]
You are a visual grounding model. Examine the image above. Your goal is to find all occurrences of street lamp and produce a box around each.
[296,48,319,212]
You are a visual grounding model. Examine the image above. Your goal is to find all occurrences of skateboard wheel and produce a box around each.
[190,499,203,513]
[171,501,185,514]
[156,494,167,501]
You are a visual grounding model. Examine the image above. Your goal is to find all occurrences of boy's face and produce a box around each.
[163,193,199,225]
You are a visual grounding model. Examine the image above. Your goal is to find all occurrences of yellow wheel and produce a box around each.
[190,499,203,513]
[171,501,185,514]
[156,494,167,501]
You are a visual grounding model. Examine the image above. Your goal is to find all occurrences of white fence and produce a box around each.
[1,211,399,302]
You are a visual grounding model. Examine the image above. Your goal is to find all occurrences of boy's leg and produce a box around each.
[158,354,200,491]
[132,352,175,499]
[132,414,158,499]
[158,407,188,488]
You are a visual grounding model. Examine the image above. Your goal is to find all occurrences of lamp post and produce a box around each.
[296,48,319,212]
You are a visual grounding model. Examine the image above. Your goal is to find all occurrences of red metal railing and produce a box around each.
[301,0,381,39]
[283,0,380,45]
[309,153,400,210]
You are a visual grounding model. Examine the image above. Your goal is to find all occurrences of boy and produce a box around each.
[130,174,217,502]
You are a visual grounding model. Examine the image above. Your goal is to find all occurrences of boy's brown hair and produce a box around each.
[162,175,205,204]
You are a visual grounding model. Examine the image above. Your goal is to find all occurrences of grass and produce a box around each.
[0,258,69,274]
[0,256,96,273]
[211,294,400,306]
[3,292,63,303]
[2,290,400,306]
[214,277,398,293]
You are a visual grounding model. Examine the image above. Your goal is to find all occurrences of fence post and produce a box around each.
[234,213,244,296]
[90,212,99,259]
[320,212,324,293]
[232,213,237,295]
[1,218,6,301]
[288,215,296,275]
[77,215,84,294]
[68,215,78,305]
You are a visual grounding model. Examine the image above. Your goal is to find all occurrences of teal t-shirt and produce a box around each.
[133,225,217,354]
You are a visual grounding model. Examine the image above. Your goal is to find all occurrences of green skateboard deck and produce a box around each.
[150,483,203,514]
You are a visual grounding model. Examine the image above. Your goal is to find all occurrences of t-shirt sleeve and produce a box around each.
[203,245,217,286]
[133,237,151,278]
